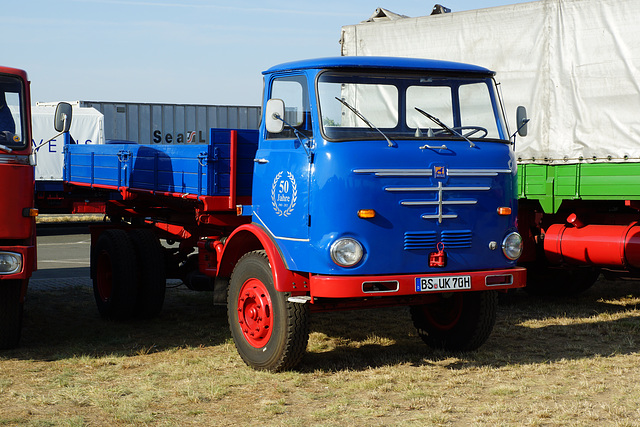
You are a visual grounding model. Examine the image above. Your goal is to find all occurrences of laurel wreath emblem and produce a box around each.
[271,171,298,217]
[271,171,283,215]
[283,171,297,216]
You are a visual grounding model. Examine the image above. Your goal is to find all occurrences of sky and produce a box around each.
[4,0,530,106]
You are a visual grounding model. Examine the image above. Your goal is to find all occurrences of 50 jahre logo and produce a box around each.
[271,171,297,217]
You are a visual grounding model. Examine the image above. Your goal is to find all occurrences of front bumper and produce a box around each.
[309,267,526,299]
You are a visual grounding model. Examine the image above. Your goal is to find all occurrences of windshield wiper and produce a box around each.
[335,97,396,147]
[414,107,476,148]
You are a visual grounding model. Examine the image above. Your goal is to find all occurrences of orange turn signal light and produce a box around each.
[497,207,512,216]
[22,208,39,217]
[358,209,376,219]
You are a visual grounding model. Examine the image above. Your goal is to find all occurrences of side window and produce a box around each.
[268,75,312,139]
[0,75,25,148]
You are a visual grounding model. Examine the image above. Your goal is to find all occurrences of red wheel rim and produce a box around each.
[422,294,464,331]
[95,250,113,303]
[237,278,273,348]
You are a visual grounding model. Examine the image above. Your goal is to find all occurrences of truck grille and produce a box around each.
[441,230,473,248]
[356,167,511,251]
[403,231,437,250]
[354,167,509,223]
[393,181,486,222]
[404,230,472,250]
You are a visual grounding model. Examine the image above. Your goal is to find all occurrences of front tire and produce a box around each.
[410,291,497,351]
[228,251,309,371]
[0,280,24,349]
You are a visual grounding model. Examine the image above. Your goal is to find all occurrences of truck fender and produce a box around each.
[219,224,309,294]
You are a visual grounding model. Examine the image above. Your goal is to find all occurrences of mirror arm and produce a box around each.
[34,130,66,152]
[510,118,530,143]
[273,113,312,157]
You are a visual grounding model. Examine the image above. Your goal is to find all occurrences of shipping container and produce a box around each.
[37,101,261,145]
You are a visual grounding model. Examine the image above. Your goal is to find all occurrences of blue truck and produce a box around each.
[61,57,526,371]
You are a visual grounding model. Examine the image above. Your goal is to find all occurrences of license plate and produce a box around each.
[415,275,472,292]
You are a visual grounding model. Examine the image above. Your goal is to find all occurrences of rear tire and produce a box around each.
[129,229,166,318]
[410,291,497,351]
[228,250,309,371]
[92,229,139,320]
[0,280,24,349]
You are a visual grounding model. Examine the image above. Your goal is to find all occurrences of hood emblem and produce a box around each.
[434,165,447,179]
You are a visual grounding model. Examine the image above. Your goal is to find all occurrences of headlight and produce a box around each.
[0,252,22,275]
[330,238,364,267]
[502,232,523,260]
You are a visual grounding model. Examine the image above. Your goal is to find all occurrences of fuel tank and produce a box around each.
[544,215,640,268]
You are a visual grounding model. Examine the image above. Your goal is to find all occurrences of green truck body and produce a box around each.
[342,0,640,293]
[519,163,640,214]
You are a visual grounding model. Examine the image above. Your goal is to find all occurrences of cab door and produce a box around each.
[252,73,313,243]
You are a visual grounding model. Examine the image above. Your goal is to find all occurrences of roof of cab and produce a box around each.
[0,66,29,81]
[263,56,494,75]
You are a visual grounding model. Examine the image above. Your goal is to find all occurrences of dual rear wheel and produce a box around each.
[92,229,166,320]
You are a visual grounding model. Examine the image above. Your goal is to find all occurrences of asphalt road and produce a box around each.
[30,224,93,289]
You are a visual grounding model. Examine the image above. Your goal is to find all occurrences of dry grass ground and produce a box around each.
[1,277,640,426]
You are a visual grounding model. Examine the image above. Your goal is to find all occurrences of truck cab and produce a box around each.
[0,66,35,349]
[253,57,522,287]
[231,57,525,369]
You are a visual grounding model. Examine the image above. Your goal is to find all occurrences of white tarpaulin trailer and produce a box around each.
[32,104,104,181]
[340,0,640,165]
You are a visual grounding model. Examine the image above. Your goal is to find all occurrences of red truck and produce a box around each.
[0,65,36,348]
[0,66,70,348]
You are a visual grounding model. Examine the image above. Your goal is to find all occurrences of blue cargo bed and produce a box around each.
[64,128,258,211]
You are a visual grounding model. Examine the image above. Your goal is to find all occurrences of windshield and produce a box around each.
[0,73,26,149]
[317,71,507,142]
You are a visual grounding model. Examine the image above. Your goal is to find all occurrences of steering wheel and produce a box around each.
[0,131,17,143]
[451,126,488,138]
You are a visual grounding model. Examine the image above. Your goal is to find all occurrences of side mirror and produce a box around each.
[54,102,73,133]
[265,99,285,134]
[516,106,528,137]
